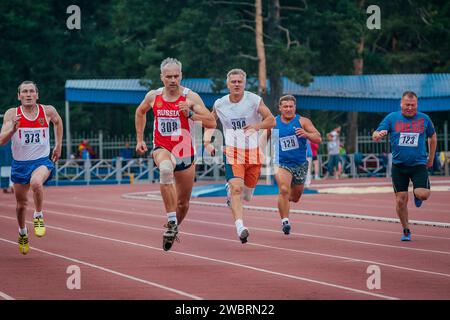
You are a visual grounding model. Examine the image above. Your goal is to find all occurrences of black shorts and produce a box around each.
[391,164,430,193]
[152,146,195,172]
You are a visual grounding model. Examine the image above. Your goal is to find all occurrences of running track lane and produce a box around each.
[0,181,449,300]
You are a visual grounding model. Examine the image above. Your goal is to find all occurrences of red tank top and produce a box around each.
[152,88,194,158]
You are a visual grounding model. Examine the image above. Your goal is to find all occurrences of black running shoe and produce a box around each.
[239,228,249,244]
[163,221,179,251]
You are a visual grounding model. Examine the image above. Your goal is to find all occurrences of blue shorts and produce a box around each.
[11,157,55,185]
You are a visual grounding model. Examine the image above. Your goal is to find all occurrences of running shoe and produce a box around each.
[282,221,291,235]
[18,233,29,255]
[401,228,411,241]
[163,221,179,251]
[239,227,249,244]
[414,196,423,208]
[33,217,46,237]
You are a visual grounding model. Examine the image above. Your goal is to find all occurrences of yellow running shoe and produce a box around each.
[33,217,46,237]
[18,233,29,255]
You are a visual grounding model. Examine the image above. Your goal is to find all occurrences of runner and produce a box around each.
[372,91,437,241]
[205,68,275,243]
[135,58,215,251]
[273,95,321,234]
[0,81,63,254]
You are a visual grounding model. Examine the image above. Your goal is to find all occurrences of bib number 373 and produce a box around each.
[20,129,45,146]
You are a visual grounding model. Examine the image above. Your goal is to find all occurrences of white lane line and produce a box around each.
[123,193,450,228]
[0,291,14,300]
[309,180,450,188]
[0,238,202,300]
[29,202,450,255]
[50,197,450,240]
[0,220,398,300]
[1,212,449,280]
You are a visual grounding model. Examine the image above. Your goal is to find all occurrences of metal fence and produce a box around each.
[48,150,450,186]
[54,125,449,161]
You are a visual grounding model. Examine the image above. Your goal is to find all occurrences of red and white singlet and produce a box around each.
[11,104,50,161]
[152,87,194,158]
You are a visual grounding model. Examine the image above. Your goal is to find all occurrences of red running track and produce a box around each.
[0,177,449,300]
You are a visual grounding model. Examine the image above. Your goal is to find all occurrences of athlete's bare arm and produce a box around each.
[427,133,437,168]
[44,105,64,162]
[203,109,219,156]
[135,91,156,155]
[183,91,216,129]
[243,100,275,133]
[298,117,322,144]
[372,130,388,141]
[0,108,21,146]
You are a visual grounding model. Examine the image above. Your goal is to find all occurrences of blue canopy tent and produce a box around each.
[64,73,450,158]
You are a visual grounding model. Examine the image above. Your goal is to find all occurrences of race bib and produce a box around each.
[158,117,181,136]
[280,135,299,151]
[20,129,46,146]
[230,118,247,130]
[398,132,419,147]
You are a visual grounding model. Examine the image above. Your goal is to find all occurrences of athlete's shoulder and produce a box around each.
[185,88,200,99]
[417,111,431,119]
[41,104,58,114]
[143,89,161,105]
[2,107,17,120]
[245,91,262,101]
[386,111,401,120]
[213,94,230,108]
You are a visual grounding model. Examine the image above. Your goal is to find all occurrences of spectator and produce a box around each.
[326,126,341,179]
[310,141,320,179]
[78,139,95,159]
[119,142,133,160]
[338,142,347,177]
[305,140,313,187]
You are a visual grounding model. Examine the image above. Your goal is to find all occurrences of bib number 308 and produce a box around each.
[158,118,181,136]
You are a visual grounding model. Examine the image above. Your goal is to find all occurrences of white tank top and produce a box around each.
[213,91,262,150]
[11,105,51,161]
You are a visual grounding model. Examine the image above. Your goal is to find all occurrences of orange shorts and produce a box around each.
[225,163,262,188]
[224,147,262,188]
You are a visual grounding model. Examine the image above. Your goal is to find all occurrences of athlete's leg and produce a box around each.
[391,164,411,230]
[242,164,261,202]
[412,166,431,201]
[395,192,409,229]
[29,166,51,212]
[153,149,177,214]
[174,163,195,225]
[274,167,293,220]
[289,184,305,203]
[14,183,30,230]
[228,177,245,222]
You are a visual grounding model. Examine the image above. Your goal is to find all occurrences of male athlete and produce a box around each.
[274,95,321,234]
[373,91,437,241]
[205,68,275,244]
[0,81,63,254]
[135,58,215,251]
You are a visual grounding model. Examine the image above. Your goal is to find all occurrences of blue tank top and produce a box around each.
[275,114,307,167]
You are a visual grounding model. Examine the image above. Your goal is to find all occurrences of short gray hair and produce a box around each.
[160,57,182,73]
[226,68,246,81]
